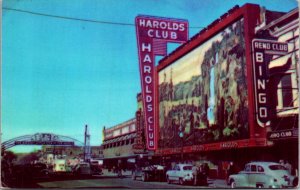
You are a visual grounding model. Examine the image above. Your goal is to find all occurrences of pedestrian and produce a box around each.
[227,162,235,179]
[117,160,122,178]
[192,163,199,185]
[284,160,292,174]
[203,163,210,177]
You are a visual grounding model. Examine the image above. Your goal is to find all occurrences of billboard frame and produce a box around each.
[155,4,268,155]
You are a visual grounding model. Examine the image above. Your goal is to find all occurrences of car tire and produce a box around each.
[230,179,236,188]
[167,176,171,184]
[179,178,184,185]
[293,177,298,187]
[256,184,263,188]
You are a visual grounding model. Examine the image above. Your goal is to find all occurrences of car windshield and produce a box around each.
[183,166,192,170]
[269,165,287,170]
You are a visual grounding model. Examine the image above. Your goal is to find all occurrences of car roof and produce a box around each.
[247,161,281,166]
[176,164,193,166]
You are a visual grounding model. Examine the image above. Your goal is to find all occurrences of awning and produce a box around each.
[268,53,292,70]
[102,155,137,160]
[102,133,136,145]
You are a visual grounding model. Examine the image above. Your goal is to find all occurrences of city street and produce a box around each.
[3,1,298,190]
[37,171,229,189]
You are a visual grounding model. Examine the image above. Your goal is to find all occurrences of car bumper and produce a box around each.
[183,175,193,182]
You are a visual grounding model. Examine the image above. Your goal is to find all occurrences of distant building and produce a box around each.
[101,118,139,169]
[101,93,153,169]
[41,145,103,159]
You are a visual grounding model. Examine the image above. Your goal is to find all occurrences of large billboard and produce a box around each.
[158,18,249,149]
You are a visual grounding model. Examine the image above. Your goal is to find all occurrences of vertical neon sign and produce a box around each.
[135,15,188,150]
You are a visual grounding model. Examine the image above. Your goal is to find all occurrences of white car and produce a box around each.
[166,164,194,185]
[228,161,298,188]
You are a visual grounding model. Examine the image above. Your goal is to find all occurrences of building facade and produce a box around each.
[150,4,298,178]
[101,118,139,169]
[100,3,298,178]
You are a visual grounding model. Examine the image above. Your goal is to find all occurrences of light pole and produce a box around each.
[178,128,184,162]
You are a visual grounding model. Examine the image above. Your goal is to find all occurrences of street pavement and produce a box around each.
[37,169,229,189]
[101,169,229,188]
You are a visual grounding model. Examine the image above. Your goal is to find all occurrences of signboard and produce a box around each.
[135,15,188,150]
[252,39,288,127]
[156,138,268,155]
[267,128,298,140]
[158,18,248,149]
[133,110,146,153]
[15,141,74,145]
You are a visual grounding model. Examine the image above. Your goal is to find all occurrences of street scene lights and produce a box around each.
[178,126,184,162]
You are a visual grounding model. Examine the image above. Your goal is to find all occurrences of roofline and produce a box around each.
[259,8,298,31]
[105,118,136,130]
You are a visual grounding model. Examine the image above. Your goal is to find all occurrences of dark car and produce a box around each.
[73,163,92,176]
[31,163,49,177]
[90,163,103,175]
[132,165,166,182]
[12,163,49,180]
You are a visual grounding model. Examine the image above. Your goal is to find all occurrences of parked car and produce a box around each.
[73,163,92,176]
[31,163,50,178]
[166,164,194,185]
[132,165,166,182]
[12,163,50,180]
[90,163,103,175]
[228,161,298,188]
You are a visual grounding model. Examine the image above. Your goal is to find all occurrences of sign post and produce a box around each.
[252,39,288,127]
[135,16,188,150]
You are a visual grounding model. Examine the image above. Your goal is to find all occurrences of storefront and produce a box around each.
[259,7,299,174]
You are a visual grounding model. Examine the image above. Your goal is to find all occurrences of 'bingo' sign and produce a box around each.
[252,39,288,127]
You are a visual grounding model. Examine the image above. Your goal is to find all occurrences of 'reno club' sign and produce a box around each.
[252,39,288,127]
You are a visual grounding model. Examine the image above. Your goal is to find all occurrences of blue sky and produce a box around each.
[2,0,297,152]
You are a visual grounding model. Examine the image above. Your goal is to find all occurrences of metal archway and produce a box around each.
[2,133,84,151]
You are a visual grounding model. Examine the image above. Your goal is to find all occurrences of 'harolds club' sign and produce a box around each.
[135,16,188,150]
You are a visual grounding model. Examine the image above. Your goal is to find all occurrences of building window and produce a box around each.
[281,74,293,107]
[130,139,134,144]
[126,140,129,145]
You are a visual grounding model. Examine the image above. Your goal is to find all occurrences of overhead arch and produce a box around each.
[2,133,84,151]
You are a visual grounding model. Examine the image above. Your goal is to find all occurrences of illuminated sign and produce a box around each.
[135,15,188,150]
[15,141,74,145]
[133,110,146,153]
[267,129,298,140]
[252,39,288,127]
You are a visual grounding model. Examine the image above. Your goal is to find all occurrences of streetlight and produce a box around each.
[178,127,184,162]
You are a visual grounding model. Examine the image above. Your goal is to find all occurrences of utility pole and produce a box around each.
[84,125,91,162]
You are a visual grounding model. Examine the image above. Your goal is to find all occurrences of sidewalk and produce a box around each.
[208,179,229,188]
